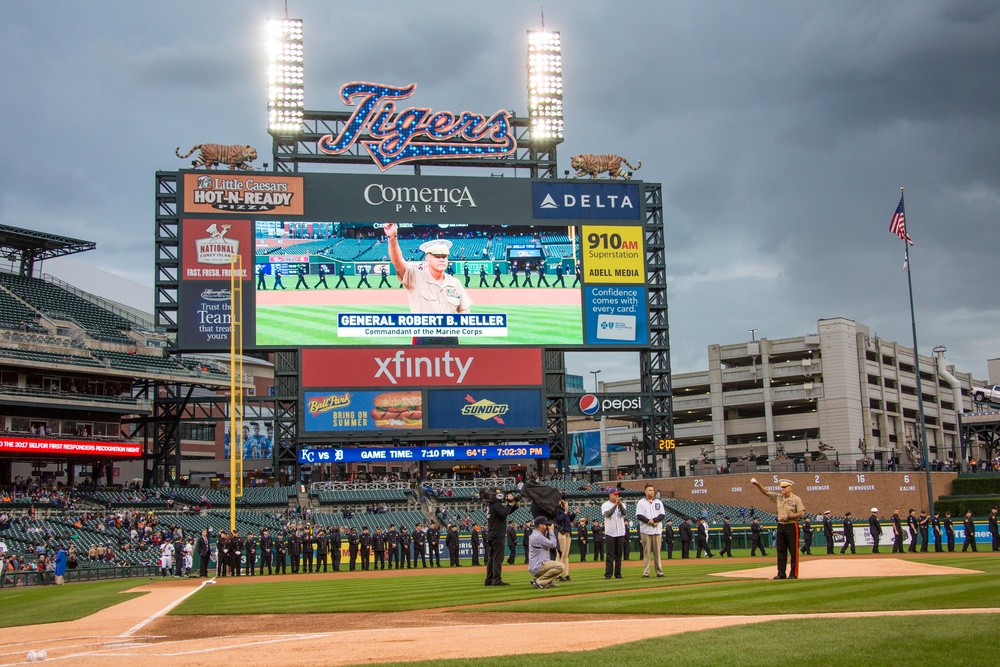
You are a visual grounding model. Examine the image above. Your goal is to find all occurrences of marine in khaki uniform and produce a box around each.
[749,478,805,579]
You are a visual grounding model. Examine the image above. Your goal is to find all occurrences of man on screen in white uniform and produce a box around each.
[384,223,472,315]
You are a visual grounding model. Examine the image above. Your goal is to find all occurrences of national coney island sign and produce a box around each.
[318,82,516,171]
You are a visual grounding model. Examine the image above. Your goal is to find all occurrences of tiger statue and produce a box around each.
[570,154,642,180]
[175,144,258,170]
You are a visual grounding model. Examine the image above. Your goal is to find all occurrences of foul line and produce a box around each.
[119,579,215,638]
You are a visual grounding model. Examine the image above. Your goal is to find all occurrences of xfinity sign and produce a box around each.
[532,182,642,221]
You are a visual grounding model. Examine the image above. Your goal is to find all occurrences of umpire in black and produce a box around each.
[485,488,519,586]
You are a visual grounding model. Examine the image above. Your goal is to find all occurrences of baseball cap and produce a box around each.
[533,516,552,526]
[610,489,621,495]
[419,239,452,256]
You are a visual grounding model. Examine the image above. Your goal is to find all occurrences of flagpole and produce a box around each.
[899,187,934,517]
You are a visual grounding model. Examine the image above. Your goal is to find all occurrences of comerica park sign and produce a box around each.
[317,82,517,171]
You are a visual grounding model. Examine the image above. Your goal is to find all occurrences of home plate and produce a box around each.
[711,558,984,579]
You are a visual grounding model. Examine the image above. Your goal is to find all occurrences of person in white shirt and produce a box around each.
[528,517,565,589]
[601,489,628,579]
[160,541,174,577]
[635,484,666,578]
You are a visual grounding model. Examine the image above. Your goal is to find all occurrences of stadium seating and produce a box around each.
[266,240,342,256]
[312,510,427,532]
[91,350,190,375]
[0,288,43,331]
[0,272,134,344]
[542,243,575,259]
[0,345,104,368]
[313,489,410,504]
[490,234,535,260]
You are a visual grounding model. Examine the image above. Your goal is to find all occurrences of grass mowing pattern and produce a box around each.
[256,304,583,346]
[0,578,148,628]
[171,556,1000,617]
[351,615,999,667]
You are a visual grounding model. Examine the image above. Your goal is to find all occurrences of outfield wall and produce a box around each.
[617,472,959,516]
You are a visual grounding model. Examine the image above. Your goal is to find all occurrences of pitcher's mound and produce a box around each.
[711,557,983,579]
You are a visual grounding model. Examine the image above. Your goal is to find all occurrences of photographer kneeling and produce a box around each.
[529,516,566,589]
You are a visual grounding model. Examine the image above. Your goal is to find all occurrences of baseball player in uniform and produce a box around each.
[749,478,805,579]
[635,484,665,577]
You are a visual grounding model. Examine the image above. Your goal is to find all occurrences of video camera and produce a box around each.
[477,488,521,504]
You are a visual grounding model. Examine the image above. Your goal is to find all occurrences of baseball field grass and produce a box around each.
[3,555,997,667]
[168,555,1000,617]
[0,578,148,628]
[362,615,997,667]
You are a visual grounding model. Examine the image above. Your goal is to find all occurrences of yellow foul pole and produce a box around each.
[229,253,244,532]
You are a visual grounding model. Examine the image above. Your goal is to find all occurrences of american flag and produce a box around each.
[889,196,913,245]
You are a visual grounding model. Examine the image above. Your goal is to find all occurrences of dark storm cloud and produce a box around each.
[0,0,994,381]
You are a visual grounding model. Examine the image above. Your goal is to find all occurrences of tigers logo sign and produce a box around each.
[317,82,517,171]
[183,174,304,214]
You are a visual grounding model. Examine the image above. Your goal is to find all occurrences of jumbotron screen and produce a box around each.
[176,172,649,350]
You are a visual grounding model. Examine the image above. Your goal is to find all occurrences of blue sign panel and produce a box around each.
[298,443,550,464]
[584,285,649,345]
[426,389,543,430]
[532,182,642,220]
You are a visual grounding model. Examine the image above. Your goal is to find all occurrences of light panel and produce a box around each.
[526,30,563,142]
[266,18,304,134]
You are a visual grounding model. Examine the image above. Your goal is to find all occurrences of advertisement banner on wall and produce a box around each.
[0,437,142,458]
[223,418,275,460]
[531,182,642,221]
[176,281,255,349]
[584,285,648,345]
[580,224,645,283]
[181,219,253,281]
[425,389,543,430]
[301,348,543,388]
[303,390,423,433]
[183,173,304,216]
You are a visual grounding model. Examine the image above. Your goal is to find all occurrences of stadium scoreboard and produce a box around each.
[176,171,650,351]
[171,170,658,444]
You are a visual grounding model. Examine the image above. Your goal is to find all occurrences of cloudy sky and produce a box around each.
[2,1,997,382]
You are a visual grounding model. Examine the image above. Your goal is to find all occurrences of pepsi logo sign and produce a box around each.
[579,395,643,416]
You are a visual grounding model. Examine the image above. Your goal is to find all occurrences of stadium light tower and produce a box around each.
[266,16,304,135]
[526,29,563,142]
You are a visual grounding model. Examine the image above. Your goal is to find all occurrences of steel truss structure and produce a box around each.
[153,146,674,483]
[959,408,1000,468]
[270,113,559,178]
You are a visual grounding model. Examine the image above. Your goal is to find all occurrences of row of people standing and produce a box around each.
[206,521,458,576]
[819,507,997,555]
